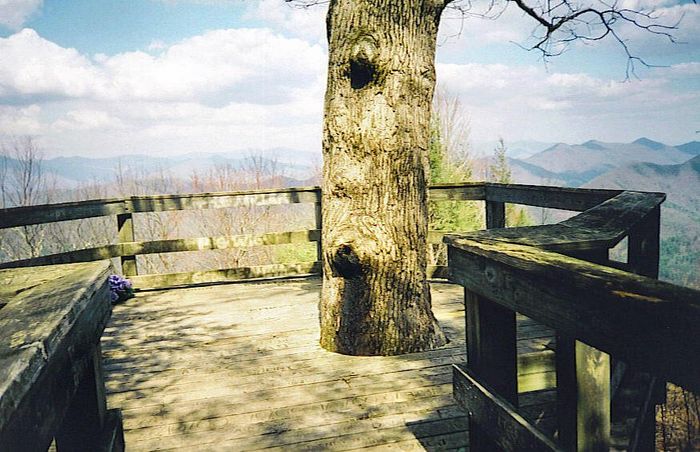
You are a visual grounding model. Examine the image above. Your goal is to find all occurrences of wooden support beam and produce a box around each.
[117,213,137,277]
[485,201,505,229]
[628,205,660,279]
[556,336,611,451]
[315,202,323,262]
[55,344,124,451]
[624,205,662,451]
[554,249,611,451]
[464,289,517,451]
[453,365,563,452]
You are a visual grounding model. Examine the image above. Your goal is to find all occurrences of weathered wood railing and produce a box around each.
[0,183,625,290]
[445,189,700,451]
[0,261,124,450]
[0,187,322,289]
[1,182,697,450]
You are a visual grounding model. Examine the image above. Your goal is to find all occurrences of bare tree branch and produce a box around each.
[288,0,683,78]
[505,0,681,78]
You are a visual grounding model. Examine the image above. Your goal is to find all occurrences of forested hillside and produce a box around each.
[586,155,700,288]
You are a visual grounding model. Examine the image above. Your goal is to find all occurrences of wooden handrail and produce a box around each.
[0,186,324,229]
[0,184,668,291]
[0,197,128,229]
[0,183,625,230]
[0,230,321,269]
[0,261,124,450]
[483,183,622,211]
[458,190,666,252]
[447,237,700,392]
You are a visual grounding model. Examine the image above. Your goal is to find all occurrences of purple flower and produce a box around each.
[108,274,135,304]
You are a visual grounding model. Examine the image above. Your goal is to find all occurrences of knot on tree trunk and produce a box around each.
[348,36,379,89]
[331,244,364,279]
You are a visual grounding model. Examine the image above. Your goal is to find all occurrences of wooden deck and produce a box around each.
[101,279,554,451]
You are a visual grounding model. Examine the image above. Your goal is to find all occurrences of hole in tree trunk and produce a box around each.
[349,58,375,89]
[332,244,363,278]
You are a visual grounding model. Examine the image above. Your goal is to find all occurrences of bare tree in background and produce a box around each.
[189,154,298,271]
[428,90,483,266]
[0,136,54,258]
[113,161,186,274]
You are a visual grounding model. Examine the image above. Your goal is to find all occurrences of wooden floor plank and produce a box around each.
[101,279,554,451]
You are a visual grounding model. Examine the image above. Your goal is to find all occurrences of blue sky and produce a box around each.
[4,1,259,55]
[0,0,698,159]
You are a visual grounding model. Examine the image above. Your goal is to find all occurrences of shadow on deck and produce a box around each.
[101,279,553,451]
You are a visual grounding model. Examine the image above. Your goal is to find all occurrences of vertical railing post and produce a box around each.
[485,200,506,229]
[626,205,662,451]
[628,205,660,278]
[117,201,137,277]
[557,249,611,451]
[54,344,124,451]
[468,198,511,450]
[556,337,611,451]
[464,289,517,451]
[315,197,322,264]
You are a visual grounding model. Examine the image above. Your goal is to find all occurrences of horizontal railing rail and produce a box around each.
[447,237,699,392]
[0,183,626,229]
[0,230,322,269]
[0,183,659,290]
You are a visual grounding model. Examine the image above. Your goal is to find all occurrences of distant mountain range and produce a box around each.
[3,137,696,191]
[473,138,699,288]
[472,138,697,185]
[583,155,700,288]
[1,148,317,189]
[521,138,695,186]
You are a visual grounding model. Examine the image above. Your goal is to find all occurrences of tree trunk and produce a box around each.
[320,0,448,355]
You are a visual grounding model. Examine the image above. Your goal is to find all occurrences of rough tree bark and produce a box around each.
[320,0,449,355]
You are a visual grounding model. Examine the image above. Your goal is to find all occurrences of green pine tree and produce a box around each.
[489,138,531,227]
[427,95,483,264]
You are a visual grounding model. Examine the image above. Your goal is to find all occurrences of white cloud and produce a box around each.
[0,4,697,159]
[0,104,42,135]
[0,28,326,104]
[0,0,42,30]
[52,109,122,131]
[436,62,699,144]
[245,0,328,44]
[105,28,326,102]
[667,62,700,76]
[0,29,104,98]
[147,39,168,52]
[0,26,327,158]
